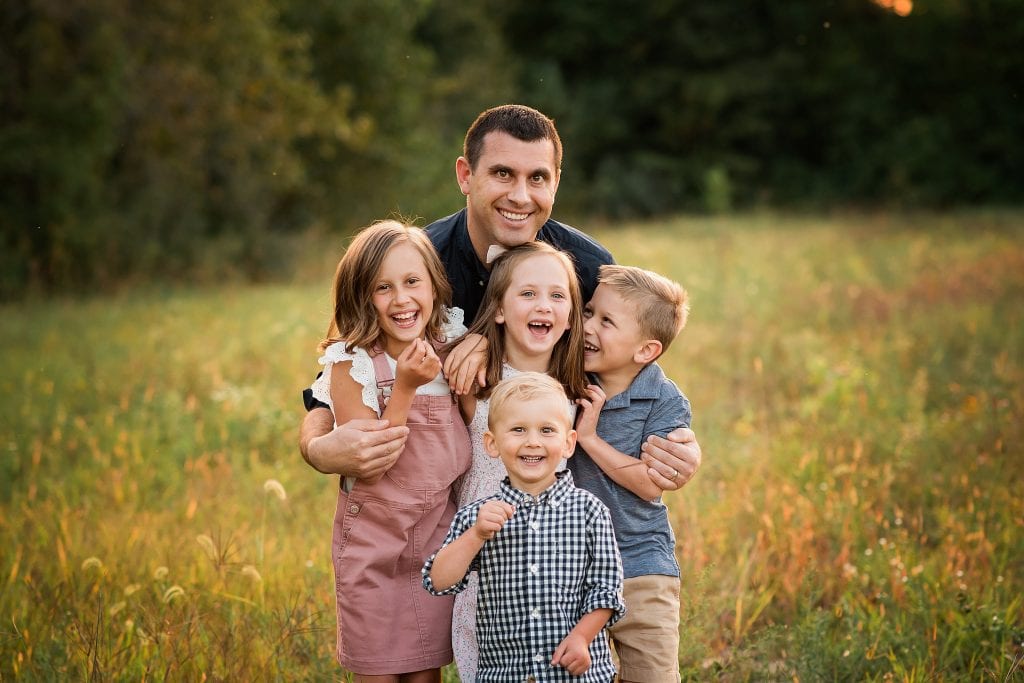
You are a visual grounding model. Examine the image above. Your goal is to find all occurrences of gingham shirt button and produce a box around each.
[529,521,540,531]
[531,607,541,618]
[534,653,545,663]
[529,564,539,574]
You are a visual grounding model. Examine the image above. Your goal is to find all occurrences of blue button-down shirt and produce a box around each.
[423,470,625,682]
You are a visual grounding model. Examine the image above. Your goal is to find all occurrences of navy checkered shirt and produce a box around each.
[423,470,625,682]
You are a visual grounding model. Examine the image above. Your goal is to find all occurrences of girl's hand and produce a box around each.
[473,500,515,541]
[574,384,606,442]
[395,339,442,389]
[443,333,489,395]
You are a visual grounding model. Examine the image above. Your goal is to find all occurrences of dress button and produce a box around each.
[348,504,360,514]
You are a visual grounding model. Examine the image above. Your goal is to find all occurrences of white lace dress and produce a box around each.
[451,364,572,682]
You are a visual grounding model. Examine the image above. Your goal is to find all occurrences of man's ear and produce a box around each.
[633,340,663,365]
[456,156,472,196]
[483,431,500,459]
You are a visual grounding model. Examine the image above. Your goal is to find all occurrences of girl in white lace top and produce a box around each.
[311,220,472,680]
[442,242,589,682]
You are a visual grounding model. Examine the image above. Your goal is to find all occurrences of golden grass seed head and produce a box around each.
[81,556,103,571]
[263,478,287,501]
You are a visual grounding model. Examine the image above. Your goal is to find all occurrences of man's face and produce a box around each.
[456,131,560,262]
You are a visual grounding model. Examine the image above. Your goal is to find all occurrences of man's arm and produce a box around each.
[299,408,407,478]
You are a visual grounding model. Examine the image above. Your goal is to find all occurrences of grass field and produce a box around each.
[2,210,1022,681]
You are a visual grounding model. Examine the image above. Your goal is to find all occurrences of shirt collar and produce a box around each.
[592,362,666,410]
[498,469,575,507]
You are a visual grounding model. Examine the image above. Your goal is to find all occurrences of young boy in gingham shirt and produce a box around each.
[423,373,625,682]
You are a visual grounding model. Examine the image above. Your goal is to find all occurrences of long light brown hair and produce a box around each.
[320,220,452,354]
[454,241,586,400]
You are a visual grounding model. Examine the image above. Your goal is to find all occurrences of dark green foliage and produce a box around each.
[2,0,1022,297]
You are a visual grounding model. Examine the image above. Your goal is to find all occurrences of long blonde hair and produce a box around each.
[455,242,586,400]
[320,220,452,353]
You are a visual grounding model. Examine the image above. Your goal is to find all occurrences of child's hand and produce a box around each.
[395,339,442,389]
[443,333,489,395]
[473,500,515,541]
[551,632,592,675]
[574,384,606,441]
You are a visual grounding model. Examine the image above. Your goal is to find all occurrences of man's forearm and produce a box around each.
[299,407,335,472]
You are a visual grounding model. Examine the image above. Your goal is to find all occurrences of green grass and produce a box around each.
[2,209,1022,681]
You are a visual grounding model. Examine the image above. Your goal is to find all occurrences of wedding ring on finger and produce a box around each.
[669,468,679,481]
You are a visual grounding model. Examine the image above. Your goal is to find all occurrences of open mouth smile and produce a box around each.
[391,311,419,329]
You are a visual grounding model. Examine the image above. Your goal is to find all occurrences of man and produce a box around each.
[300,104,701,491]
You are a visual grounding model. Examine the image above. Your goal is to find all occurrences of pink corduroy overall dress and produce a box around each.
[332,348,471,675]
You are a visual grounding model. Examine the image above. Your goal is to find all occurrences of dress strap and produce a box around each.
[369,347,394,414]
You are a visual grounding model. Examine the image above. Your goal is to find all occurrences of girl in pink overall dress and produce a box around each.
[311,220,471,681]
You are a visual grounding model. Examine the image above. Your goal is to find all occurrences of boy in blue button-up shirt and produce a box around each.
[423,372,625,682]
[570,264,691,683]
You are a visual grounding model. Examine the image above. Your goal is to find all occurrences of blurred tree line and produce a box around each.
[2,0,1021,297]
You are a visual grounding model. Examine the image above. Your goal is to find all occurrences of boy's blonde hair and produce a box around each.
[597,264,689,354]
[487,372,573,430]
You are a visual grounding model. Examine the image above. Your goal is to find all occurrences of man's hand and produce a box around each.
[300,410,409,479]
[640,427,701,491]
[551,632,592,675]
[443,333,488,395]
[473,500,515,541]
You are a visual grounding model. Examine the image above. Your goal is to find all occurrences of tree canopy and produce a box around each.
[2,0,1021,296]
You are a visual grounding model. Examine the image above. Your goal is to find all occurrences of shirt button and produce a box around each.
[348,504,360,514]
[529,564,539,574]
[478,280,484,286]
[551,501,559,508]
[534,653,545,663]
[531,607,541,618]
[529,521,539,531]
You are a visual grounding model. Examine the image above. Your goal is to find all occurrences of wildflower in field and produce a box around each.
[81,556,103,571]
[124,583,141,596]
[263,478,287,501]
[153,566,169,580]
[196,534,217,560]
[242,564,263,583]
[162,585,185,603]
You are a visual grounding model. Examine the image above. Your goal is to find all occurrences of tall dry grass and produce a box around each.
[1,210,1021,681]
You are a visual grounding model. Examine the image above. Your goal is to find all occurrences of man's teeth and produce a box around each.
[500,209,529,221]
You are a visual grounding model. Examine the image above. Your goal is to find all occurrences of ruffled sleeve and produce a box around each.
[309,342,380,419]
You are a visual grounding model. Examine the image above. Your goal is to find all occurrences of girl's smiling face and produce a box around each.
[495,253,572,368]
[372,241,435,357]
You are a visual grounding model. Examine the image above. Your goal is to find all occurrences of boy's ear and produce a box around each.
[483,430,500,459]
[563,428,578,458]
[633,339,663,365]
